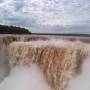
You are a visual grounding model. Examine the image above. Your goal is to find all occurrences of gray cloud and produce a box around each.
[0,0,4,3]
[0,0,90,32]
[10,0,25,12]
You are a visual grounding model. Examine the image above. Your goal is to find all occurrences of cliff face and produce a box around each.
[0,35,90,90]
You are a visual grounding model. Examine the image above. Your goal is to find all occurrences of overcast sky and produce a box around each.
[0,0,90,33]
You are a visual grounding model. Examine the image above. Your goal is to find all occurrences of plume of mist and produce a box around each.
[0,64,51,90]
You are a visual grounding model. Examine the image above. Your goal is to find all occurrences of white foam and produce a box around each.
[0,64,51,90]
[9,39,86,49]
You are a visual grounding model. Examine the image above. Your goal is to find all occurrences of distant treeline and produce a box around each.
[0,25,31,34]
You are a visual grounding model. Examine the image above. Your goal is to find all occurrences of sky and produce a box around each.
[0,0,90,33]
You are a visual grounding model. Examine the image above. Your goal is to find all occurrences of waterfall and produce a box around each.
[0,37,10,82]
[8,39,87,90]
[0,35,90,90]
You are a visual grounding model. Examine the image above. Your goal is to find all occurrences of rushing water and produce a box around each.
[0,35,90,90]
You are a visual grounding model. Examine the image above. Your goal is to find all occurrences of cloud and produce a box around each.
[0,0,4,3]
[0,0,90,28]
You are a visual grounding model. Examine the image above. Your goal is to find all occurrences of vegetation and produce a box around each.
[0,25,31,34]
